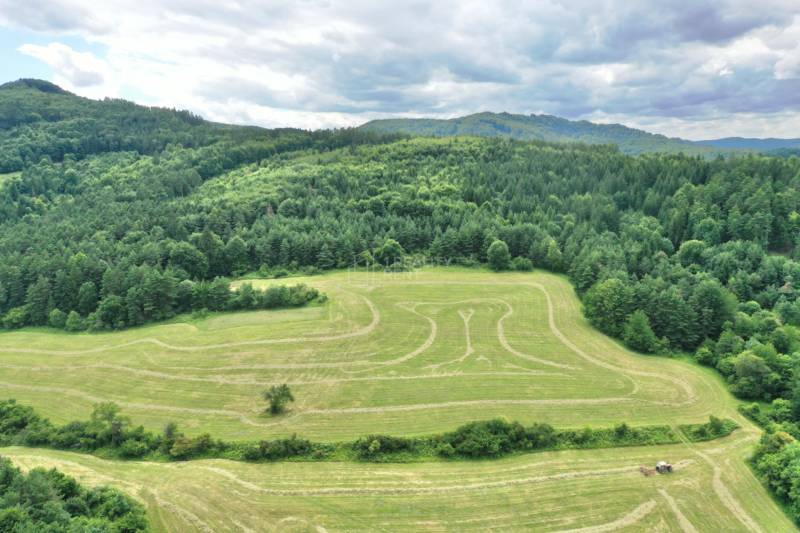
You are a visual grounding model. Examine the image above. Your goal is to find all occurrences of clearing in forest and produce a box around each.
[0,268,793,531]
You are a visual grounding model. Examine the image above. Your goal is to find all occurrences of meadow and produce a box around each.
[0,268,794,531]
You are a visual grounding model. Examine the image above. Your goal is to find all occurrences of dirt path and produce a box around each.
[671,425,762,533]
[343,302,438,374]
[0,362,555,385]
[530,282,698,404]
[658,488,699,533]
[0,380,246,417]
[295,397,639,415]
[195,462,681,496]
[555,500,658,533]
[426,308,474,369]
[496,300,577,370]
[369,280,700,405]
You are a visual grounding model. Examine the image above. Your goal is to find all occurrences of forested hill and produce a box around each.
[359,111,716,155]
[3,78,800,514]
[696,137,800,152]
[0,78,266,172]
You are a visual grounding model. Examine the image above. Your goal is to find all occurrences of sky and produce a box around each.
[1,0,799,140]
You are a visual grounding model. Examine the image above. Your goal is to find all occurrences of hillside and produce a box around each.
[2,79,800,529]
[697,136,800,151]
[359,111,717,155]
[0,78,277,173]
[0,269,794,531]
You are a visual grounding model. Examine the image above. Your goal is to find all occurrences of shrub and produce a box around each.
[169,433,214,460]
[511,256,533,271]
[2,307,28,329]
[64,311,84,332]
[48,308,67,328]
[353,434,415,459]
[614,422,631,438]
[487,240,511,271]
[435,442,455,457]
[242,444,262,461]
[695,346,715,366]
[120,439,150,458]
[258,435,313,460]
[439,419,537,457]
[681,416,739,442]
[739,403,769,426]
[263,384,294,415]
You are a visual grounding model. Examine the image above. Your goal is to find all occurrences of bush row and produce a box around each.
[678,416,739,442]
[0,401,738,464]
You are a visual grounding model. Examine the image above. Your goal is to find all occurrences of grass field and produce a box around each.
[0,268,794,531]
[1,431,791,532]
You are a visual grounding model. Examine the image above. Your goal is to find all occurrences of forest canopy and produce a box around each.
[0,454,147,531]
[2,79,800,519]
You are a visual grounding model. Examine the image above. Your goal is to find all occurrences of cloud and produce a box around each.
[0,0,108,34]
[3,0,800,137]
[18,42,107,87]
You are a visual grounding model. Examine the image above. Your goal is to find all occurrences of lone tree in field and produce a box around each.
[264,384,294,415]
[487,239,511,271]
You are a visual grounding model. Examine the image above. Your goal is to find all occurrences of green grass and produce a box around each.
[2,432,791,532]
[0,268,794,531]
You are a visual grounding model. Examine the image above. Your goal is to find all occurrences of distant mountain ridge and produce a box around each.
[360,112,800,156]
[695,137,800,151]
[359,112,713,155]
[3,79,796,157]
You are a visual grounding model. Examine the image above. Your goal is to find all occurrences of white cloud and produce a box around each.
[3,0,800,137]
[587,109,800,140]
[18,42,107,88]
[775,51,800,80]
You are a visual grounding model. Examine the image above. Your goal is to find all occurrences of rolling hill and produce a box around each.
[359,111,717,155]
[2,78,800,530]
[1,268,793,531]
[696,136,800,151]
[0,78,265,173]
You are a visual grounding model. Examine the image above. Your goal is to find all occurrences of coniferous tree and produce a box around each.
[25,276,51,325]
[317,243,336,270]
[76,281,98,316]
[623,310,661,353]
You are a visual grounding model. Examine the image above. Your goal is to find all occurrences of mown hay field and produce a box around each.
[0,268,793,531]
[2,431,791,532]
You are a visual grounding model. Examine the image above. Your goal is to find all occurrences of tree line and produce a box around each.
[5,275,320,332]
[2,82,800,518]
[0,454,147,531]
[0,399,735,464]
